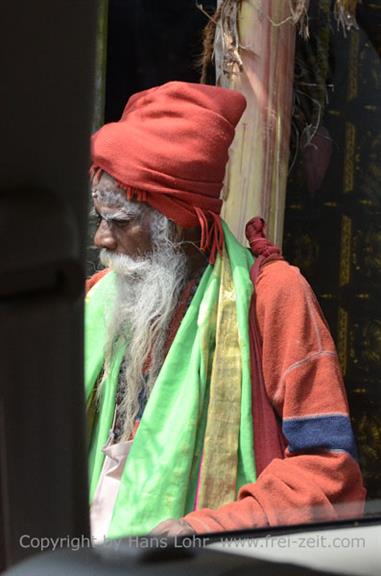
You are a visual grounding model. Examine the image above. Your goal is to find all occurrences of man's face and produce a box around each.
[92,172,153,259]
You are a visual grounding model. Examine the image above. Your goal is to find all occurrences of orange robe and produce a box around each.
[184,260,365,532]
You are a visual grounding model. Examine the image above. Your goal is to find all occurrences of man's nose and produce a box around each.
[94,220,117,250]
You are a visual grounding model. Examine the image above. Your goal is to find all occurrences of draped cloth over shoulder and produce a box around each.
[85,223,256,537]
[245,217,287,475]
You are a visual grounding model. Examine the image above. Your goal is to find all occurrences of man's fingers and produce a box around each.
[150,519,176,535]
[150,518,195,537]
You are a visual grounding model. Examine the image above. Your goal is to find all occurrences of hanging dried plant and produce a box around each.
[334,0,360,35]
[290,1,333,162]
[267,0,310,39]
[214,0,244,82]
[197,1,244,84]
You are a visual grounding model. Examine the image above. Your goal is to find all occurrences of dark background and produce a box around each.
[104,0,215,122]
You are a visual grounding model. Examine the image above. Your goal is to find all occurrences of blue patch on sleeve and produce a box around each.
[282,414,358,459]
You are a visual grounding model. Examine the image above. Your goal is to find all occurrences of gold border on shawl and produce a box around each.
[196,250,242,509]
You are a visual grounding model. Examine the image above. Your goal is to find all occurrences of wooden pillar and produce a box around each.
[215,0,298,246]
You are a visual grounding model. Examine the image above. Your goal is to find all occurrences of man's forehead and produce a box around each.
[91,173,146,218]
[91,171,118,193]
[92,172,123,204]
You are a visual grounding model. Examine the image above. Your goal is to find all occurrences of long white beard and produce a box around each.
[98,236,187,441]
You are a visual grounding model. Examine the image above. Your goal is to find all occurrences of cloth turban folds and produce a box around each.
[91,81,246,262]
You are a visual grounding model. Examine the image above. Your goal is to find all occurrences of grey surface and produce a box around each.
[4,543,340,576]
[0,0,98,568]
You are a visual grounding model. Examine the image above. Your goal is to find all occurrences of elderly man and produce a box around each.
[85,81,365,541]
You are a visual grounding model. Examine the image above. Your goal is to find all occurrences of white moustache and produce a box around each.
[100,249,152,277]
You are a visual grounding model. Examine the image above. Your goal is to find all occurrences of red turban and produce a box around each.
[91,81,246,262]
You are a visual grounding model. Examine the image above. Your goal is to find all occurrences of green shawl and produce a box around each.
[85,223,256,538]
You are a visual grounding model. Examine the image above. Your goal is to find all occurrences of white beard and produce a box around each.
[98,236,187,441]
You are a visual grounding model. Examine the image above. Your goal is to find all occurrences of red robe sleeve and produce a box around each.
[184,260,366,533]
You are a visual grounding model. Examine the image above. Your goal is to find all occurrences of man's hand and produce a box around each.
[150,518,196,537]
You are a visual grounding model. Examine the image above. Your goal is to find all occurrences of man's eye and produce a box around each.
[95,214,103,227]
[111,218,133,229]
